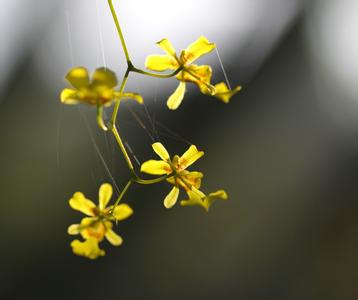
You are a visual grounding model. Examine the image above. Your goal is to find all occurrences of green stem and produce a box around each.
[130,65,183,78]
[106,0,182,187]
[96,105,108,131]
[133,174,169,185]
[107,0,131,63]
[111,124,135,173]
[111,124,169,184]
[110,68,129,126]
[112,179,133,208]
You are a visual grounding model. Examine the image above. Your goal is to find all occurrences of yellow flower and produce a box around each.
[60,67,143,106]
[140,142,204,208]
[180,187,228,212]
[67,183,133,259]
[145,36,216,110]
[70,237,105,260]
[211,82,242,104]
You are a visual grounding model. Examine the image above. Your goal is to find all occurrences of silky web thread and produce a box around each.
[58,0,74,168]
[151,81,160,141]
[131,77,157,142]
[64,0,74,66]
[215,47,231,90]
[124,141,141,166]
[142,100,157,141]
[78,107,121,195]
[56,105,63,168]
[127,105,155,142]
[95,0,107,67]
[131,109,193,146]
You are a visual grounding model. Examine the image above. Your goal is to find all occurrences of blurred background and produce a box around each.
[1,0,358,299]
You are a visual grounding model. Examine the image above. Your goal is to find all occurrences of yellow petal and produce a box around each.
[70,238,105,259]
[67,224,80,235]
[179,145,204,170]
[92,67,118,89]
[181,65,215,95]
[116,92,144,104]
[140,160,171,175]
[152,142,170,161]
[60,88,80,104]
[69,192,96,216]
[156,38,176,56]
[163,186,180,208]
[65,67,90,89]
[213,83,242,103]
[182,171,203,189]
[105,228,123,246]
[112,203,133,221]
[180,188,206,209]
[204,189,228,211]
[80,217,106,241]
[181,36,216,64]
[174,170,203,191]
[99,183,113,210]
[181,188,228,212]
[208,190,228,199]
[145,55,179,71]
[167,81,186,110]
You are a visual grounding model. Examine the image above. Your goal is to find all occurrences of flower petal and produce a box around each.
[205,189,228,211]
[181,36,216,64]
[99,183,113,210]
[65,67,90,89]
[208,190,228,199]
[167,81,186,110]
[112,204,133,221]
[105,228,123,246]
[67,224,80,235]
[156,38,176,56]
[183,171,203,189]
[92,67,118,89]
[60,88,80,104]
[163,186,180,208]
[140,160,171,175]
[179,145,204,170]
[116,92,144,104]
[70,238,105,259]
[145,55,179,71]
[152,142,170,161]
[212,82,242,103]
[80,218,106,241]
[180,65,215,95]
[69,192,96,216]
[180,188,206,209]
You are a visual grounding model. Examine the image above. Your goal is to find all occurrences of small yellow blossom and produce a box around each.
[68,183,133,259]
[141,142,204,208]
[211,82,242,104]
[61,67,143,106]
[145,36,216,110]
[180,187,228,212]
[71,237,105,260]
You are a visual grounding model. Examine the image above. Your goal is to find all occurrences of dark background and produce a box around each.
[1,0,358,299]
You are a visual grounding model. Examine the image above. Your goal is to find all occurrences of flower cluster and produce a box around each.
[68,183,133,259]
[61,67,143,106]
[145,36,242,109]
[141,143,227,211]
[62,0,240,259]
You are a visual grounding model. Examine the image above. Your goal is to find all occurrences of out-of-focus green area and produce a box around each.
[1,1,358,299]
